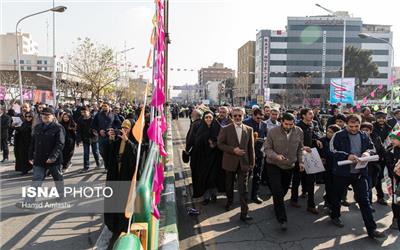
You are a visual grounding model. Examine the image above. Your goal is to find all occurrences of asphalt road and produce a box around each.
[172,117,400,250]
[0,145,105,250]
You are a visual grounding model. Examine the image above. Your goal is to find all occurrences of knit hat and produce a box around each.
[389,130,400,141]
[374,111,387,118]
[121,119,131,129]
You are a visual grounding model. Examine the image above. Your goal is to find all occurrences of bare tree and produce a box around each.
[66,37,119,102]
[294,76,312,106]
[0,71,34,104]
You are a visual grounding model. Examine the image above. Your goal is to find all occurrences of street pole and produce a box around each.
[341,18,346,104]
[359,33,395,110]
[52,0,57,106]
[15,6,66,106]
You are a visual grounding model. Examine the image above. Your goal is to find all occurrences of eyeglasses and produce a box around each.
[233,115,242,118]
[25,116,32,118]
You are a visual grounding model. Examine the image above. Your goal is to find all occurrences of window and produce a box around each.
[44,60,48,65]
[37,66,42,70]
[43,67,48,71]
[20,60,24,64]
[27,66,32,70]
[26,60,31,64]
[37,60,42,64]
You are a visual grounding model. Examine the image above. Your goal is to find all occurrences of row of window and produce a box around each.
[269,72,388,79]
[19,66,48,71]
[287,25,362,31]
[269,60,388,67]
[269,48,389,55]
[269,36,390,43]
[15,60,48,65]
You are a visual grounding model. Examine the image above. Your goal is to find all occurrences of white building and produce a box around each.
[206,80,221,104]
[0,32,56,73]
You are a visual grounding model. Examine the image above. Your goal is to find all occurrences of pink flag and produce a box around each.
[350,108,354,113]
[378,84,384,90]
[370,91,375,98]
[151,87,165,107]
[363,97,368,105]
[356,103,361,109]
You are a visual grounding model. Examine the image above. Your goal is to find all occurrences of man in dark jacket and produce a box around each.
[77,106,100,171]
[329,114,384,239]
[388,109,400,129]
[91,102,122,160]
[243,108,267,204]
[372,111,393,205]
[291,108,322,214]
[18,107,65,206]
[1,106,12,162]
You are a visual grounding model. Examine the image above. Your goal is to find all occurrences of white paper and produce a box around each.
[338,155,379,167]
[303,148,325,174]
[12,117,23,127]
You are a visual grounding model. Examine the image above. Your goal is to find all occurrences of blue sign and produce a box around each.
[329,78,355,104]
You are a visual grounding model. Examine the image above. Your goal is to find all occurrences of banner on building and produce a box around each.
[329,78,355,104]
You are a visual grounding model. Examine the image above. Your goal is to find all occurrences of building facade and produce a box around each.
[255,13,393,105]
[198,62,235,99]
[236,41,255,104]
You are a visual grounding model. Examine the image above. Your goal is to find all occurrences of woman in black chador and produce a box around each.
[60,112,77,170]
[191,110,222,205]
[14,112,33,175]
[103,119,137,242]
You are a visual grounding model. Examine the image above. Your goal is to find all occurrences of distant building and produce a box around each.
[236,41,255,104]
[256,13,393,105]
[198,63,235,99]
[206,80,221,104]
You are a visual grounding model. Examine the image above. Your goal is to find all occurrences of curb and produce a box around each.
[159,115,180,250]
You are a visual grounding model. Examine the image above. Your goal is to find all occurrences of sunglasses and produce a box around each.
[25,116,33,118]
[233,114,242,118]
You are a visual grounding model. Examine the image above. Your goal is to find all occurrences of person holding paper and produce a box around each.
[329,114,384,239]
[384,130,400,231]
[291,108,322,215]
[264,112,304,230]
[360,122,386,211]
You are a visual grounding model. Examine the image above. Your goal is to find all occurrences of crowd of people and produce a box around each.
[184,103,400,239]
[0,101,151,243]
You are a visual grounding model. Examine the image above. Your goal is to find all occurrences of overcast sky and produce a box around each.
[1,0,399,97]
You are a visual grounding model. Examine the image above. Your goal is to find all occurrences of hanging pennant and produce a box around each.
[378,84,384,90]
[370,91,375,98]
[356,103,361,109]
[373,104,379,111]
[363,97,368,105]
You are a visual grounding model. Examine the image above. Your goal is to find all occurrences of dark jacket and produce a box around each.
[243,117,267,138]
[29,122,65,167]
[91,111,122,133]
[388,117,400,129]
[329,129,375,177]
[1,114,12,139]
[372,122,392,142]
[77,116,98,144]
[296,120,321,147]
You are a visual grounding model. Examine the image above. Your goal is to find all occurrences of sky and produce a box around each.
[1,0,399,97]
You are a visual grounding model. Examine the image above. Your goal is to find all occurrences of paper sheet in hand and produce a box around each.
[337,155,380,168]
[12,117,23,127]
[303,148,325,174]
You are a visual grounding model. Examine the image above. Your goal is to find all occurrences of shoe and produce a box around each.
[377,198,388,206]
[280,222,287,231]
[225,202,232,211]
[331,218,344,228]
[290,201,301,208]
[368,230,385,239]
[80,168,90,173]
[202,199,210,206]
[307,207,319,215]
[251,196,263,204]
[211,195,217,203]
[240,215,253,222]
[0,158,9,163]
[341,200,350,207]
[390,218,399,230]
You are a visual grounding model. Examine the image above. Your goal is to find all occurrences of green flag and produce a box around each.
[373,104,379,111]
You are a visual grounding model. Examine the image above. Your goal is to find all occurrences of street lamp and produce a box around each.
[358,32,395,110]
[315,3,347,103]
[16,6,67,105]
